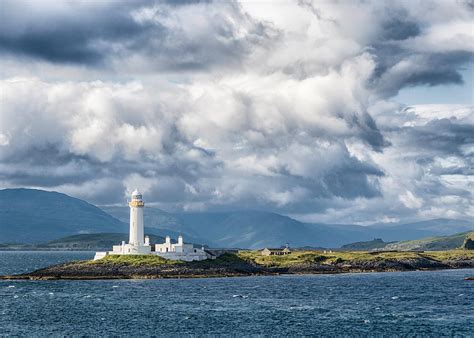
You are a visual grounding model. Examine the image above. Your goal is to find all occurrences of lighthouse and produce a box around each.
[93,189,151,258]
[129,189,144,246]
[93,189,212,261]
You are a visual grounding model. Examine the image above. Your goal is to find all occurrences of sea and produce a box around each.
[0,251,473,336]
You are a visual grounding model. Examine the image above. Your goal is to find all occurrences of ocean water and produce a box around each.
[0,251,473,335]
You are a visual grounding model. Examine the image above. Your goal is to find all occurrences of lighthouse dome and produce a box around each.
[131,189,142,200]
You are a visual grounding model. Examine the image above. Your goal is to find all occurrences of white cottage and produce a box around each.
[155,235,210,261]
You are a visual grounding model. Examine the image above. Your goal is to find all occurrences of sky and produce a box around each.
[0,0,473,225]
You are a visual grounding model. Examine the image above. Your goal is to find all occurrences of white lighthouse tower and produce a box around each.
[93,189,151,259]
[129,189,145,246]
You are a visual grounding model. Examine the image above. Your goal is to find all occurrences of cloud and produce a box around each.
[0,1,472,224]
[0,0,273,72]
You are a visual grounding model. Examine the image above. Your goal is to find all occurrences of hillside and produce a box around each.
[340,238,393,251]
[341,231,474,251]
[0,189,127,243]
[384,231,474,251]
[41,233,167,250]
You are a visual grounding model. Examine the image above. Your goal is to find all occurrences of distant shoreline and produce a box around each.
[1,250,473,280]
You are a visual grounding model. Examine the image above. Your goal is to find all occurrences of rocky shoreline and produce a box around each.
[1,253,474,280]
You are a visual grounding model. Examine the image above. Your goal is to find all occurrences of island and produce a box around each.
[2,249,473,280]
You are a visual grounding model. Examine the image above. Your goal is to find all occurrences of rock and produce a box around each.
[462,237,474,250]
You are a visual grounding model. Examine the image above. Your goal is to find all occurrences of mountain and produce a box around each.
[103,206,362,248]
[102,207,366,248]
[176,210,321,249]
[2,188,473,249]
[171,212,474,249]
[0,188,127,243]
[55,201,474,249]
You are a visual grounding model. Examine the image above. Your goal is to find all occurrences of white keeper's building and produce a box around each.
[94,190,212,261]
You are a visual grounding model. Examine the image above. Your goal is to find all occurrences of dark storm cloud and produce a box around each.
[366,4,472,97]
[0,0,271,71]
[381,17,420,41]
[370,48,472,97]
[348,112,389,152]
[400,119,474,158]
[403,52,471,87]
[0,1,152,65]
[0,144,109,186]
[321,160,383,199]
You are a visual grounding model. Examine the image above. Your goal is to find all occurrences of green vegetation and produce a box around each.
[237,249,474,267]
[87,254,182,266]
[420,249,474,260]
[61,249,474,271]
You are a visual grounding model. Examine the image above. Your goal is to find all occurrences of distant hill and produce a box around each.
[41,233,167,250]
[384,231,474,251]
[40,232,206,250]
[0,233,206,251]
[340,238,393,251]
[341,231,474,251]
[0,188,127,243]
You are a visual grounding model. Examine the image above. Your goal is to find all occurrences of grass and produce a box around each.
[421,249,474,261]
[73,249,474,268]
[86,254,182,266]
[237,249,474,267]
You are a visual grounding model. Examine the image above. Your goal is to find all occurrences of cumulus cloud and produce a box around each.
[0,0,472,224]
